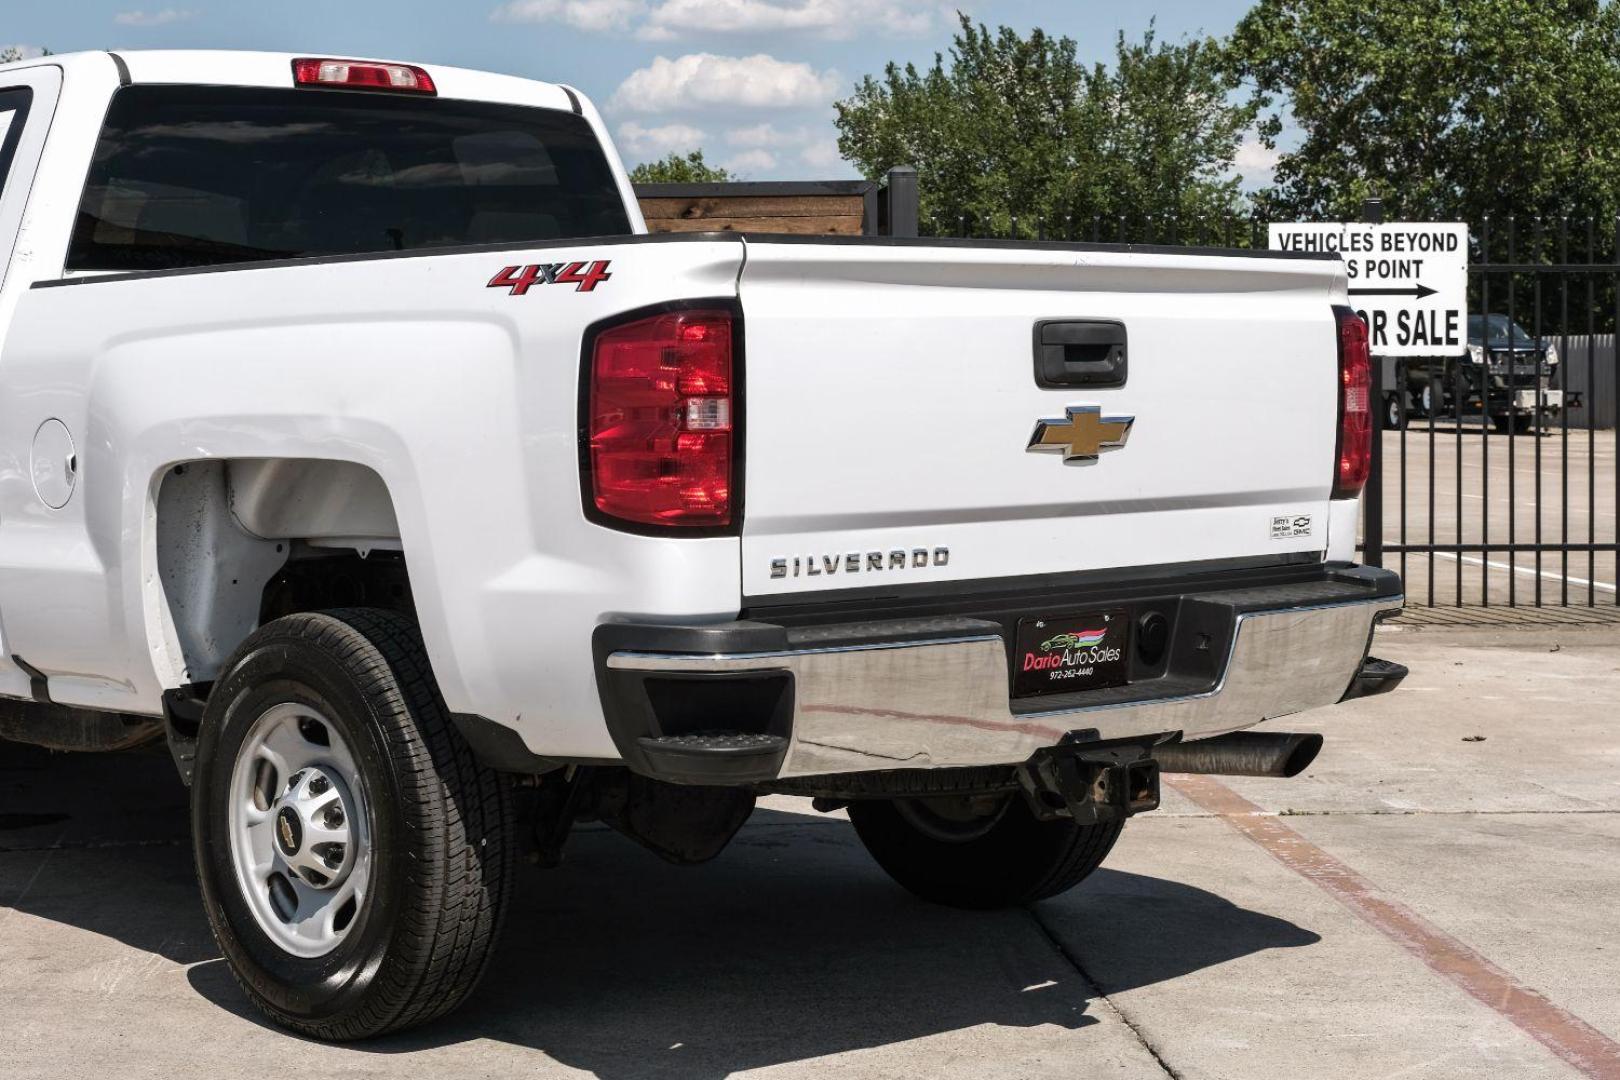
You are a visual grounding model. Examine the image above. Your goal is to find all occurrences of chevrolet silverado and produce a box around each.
[0,50,1405,1039]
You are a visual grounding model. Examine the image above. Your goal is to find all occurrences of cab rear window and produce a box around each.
[0,86,34,205]
[67,85,632,272]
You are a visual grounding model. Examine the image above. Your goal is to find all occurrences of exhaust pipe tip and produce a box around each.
[1274,732,1324,778]
[1156,731,1324,778]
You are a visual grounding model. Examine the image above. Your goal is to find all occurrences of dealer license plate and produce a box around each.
[1012,609,1130,699]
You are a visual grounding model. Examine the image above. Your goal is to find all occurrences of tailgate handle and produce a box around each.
[1034,320,1127,389]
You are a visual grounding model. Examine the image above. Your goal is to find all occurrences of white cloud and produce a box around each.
[491,0,645,32]
[647,0,835,34]
[724,122,845,170]
[725,148,778,174]
[1235,137,1281,186]
[642,0,936,38]
[492,0,935,39]
[0,43,47,61]
[799,138,845,169]
[725,122,812,148]
[114,8,196,26]
[618,120,709,157]
[611,53,840,112]
[491,0,935,39]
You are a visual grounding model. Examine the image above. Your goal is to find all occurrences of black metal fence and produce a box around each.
[1368,218,1619,609]
[887,182,1620,608]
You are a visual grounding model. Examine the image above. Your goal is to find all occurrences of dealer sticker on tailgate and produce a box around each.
[1013,609,1130,698]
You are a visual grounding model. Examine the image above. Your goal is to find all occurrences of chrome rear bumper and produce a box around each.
[597,565,1403,781]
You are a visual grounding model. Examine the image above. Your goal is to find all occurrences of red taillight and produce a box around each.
[292,58,436,94]
[588,309,735,528]
[1333,305,1372,498]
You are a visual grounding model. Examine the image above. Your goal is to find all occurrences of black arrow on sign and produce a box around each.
[1349,283,1439,300]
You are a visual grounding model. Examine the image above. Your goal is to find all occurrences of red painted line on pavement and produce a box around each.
[1169,774,1620,1080]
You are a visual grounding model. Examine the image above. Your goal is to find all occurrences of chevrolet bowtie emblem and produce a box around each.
[1027,405,1134,463]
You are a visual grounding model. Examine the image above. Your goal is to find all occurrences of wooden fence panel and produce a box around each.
[632,181,877,237]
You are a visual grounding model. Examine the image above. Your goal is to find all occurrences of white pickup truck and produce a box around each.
[0,50,1405,1039]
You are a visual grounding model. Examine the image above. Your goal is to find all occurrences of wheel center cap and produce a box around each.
[275,805,303,856]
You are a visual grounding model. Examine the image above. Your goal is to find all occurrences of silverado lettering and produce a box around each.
[769,548,950,579]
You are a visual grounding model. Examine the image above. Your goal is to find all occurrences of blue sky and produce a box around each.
[4,0,1269,181]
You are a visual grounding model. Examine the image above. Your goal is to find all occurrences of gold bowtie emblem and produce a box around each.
[1027,406,1134,463]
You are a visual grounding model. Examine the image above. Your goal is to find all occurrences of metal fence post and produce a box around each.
[1362,198,1385,568]
[1365,338,1386,569]
[883,166,919,238]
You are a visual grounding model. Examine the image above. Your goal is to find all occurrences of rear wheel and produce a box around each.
[1383,392,1407,431]
[1421,380,1442,420]
[848,793,1122,909]
[192,609,515,1040]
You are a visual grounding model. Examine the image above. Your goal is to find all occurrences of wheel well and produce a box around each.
[154,458,411,686]
[259,547,414,625]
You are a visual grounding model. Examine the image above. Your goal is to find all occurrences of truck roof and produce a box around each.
[0,49,582,115]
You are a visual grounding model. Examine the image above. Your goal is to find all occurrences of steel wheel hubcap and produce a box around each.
[894,793,1012,843]
[273,765,357,889]
[227,703,372,959]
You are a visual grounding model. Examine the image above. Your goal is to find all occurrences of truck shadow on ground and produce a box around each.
[2,741,1319,1079]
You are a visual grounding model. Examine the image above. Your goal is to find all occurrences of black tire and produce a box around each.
[191,609,516,1040]
[1492,413,1533,434]
[848,794,1123,909]
[1423,379,1457,422]
[1383,393,1407,431]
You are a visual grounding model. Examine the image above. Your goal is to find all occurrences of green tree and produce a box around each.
[0,46,49,63]
[835,14,1259,238]
[629,150,733,184]
[1230,0,1620,227]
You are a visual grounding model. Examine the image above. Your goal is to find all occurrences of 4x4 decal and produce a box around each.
[487,260,613,295]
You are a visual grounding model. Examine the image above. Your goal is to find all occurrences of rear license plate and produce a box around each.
[1012,609,1130,698]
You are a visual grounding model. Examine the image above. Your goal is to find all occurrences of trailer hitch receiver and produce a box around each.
[1018,736,1163,824]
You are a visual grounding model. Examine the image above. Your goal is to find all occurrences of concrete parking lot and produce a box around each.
[4,623,1620,1079]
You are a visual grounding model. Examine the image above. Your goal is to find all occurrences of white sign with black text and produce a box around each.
[1268,222,1469,356]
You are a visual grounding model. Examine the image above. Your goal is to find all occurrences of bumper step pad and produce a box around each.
[1343,656,1410,701]
[636,732,789,785]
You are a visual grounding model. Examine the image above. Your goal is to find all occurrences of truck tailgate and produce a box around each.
[736,239,1348,598]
